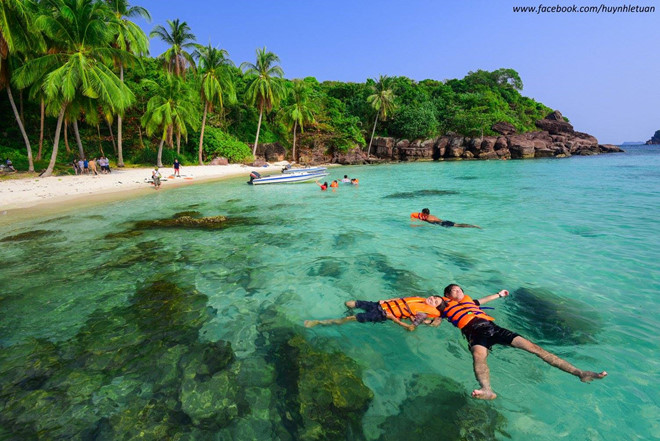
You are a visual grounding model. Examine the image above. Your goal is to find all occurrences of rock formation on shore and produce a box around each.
[646,130,660,145]
[350,111,622,164]
[254,111,624,165]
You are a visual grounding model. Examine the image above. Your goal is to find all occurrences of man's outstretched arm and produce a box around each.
[477,289,509,305]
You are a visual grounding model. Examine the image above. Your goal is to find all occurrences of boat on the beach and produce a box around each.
[248,170,329,185]
[281,165,327,174]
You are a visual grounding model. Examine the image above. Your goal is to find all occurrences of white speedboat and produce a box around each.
[281,165,327,174]
[248,170,329,185]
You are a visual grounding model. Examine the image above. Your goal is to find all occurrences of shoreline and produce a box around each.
[0,163,290,226]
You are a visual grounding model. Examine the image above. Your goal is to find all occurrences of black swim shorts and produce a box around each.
[440,220,455,227]
[354,300,387,323]
[461,318,520,350]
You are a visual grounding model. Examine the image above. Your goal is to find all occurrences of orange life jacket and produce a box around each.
[379,297,441,319]
[441,294,494,329]
[411,212,428,221]
[330,181,338,188]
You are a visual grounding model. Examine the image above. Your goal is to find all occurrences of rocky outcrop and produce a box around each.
[646,130,660,145]
[361,111,623,163]
[209,157,229,165]
[253,143,286,162]
[259,111,624,164]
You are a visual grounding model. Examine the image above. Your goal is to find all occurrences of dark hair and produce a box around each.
[324,182,328,186]
[344,175,348,178]
[443,284,460,296]
[433,296,447,313]
[422,208,430,215]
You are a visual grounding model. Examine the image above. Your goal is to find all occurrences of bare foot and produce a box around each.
[472,389,497,400]
[345,300,356,308]
[304,320,318,328]
[579,371,608,382]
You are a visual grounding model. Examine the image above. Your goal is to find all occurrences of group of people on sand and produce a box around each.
[72,157,111,175]
[305,284,607,400]
[316,175,359,190]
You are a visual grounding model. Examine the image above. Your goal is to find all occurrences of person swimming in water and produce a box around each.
[304,296,446,331]
[425,284,607,400]
[411,208,481,228]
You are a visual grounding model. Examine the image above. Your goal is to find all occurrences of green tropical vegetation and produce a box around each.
[0,0,553,174]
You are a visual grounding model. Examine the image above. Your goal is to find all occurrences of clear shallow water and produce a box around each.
[1,146,659,440]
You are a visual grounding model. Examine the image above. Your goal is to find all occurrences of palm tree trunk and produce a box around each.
[96,124,105,156]
[176,130,181,155]
[38,99,45,161]
[292,120,298,162]
[117,63,125,167]
[7,87,34,172]
[198,101,209,165]
[73,119,85,159]
[157,136,165,167]
[253,106,264,157]
[367,112,379,158]
[64,121,71,153]
[43,105,66,177]
[19,89,24,126]
[138,125,144,148]
[106,120,117,154]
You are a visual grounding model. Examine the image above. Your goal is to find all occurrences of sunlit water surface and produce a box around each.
[1,146,658,440]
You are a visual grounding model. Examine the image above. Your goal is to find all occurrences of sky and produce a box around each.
[136,0,659,144]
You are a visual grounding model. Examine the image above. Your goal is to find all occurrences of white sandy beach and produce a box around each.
[0,163,288,216]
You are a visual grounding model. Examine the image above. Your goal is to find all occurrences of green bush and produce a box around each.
[202,128,253,163]
[390,102,439,139]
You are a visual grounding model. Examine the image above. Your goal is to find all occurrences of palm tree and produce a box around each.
[1,0,42,172]
[366,75,396,158]
[241,47,285,157]
[13,0,135,177]
[281,80,315,162]
[108,0,151,167]
[193,43,235,164]
[141,75,198,167]
[150,19,196,77]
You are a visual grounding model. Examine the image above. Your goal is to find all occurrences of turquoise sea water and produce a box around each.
[1,146,659,440]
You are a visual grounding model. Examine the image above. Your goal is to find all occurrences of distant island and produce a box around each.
[646,130,660,145]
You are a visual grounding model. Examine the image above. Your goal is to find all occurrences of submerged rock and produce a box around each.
[0,229,62,242]
[135,215,228,230]
[384,189,459,199]
[505,287,602,345]
[172,210,202,219]
[258,309,374,441]
[0,277,248,439]
[378,374,509,441]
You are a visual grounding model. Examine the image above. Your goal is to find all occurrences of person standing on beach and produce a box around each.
[411,208,481,229]
[173,158,181,177]
[89,158,98,176]
[152,166,162,190]
[426,284,607,400]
